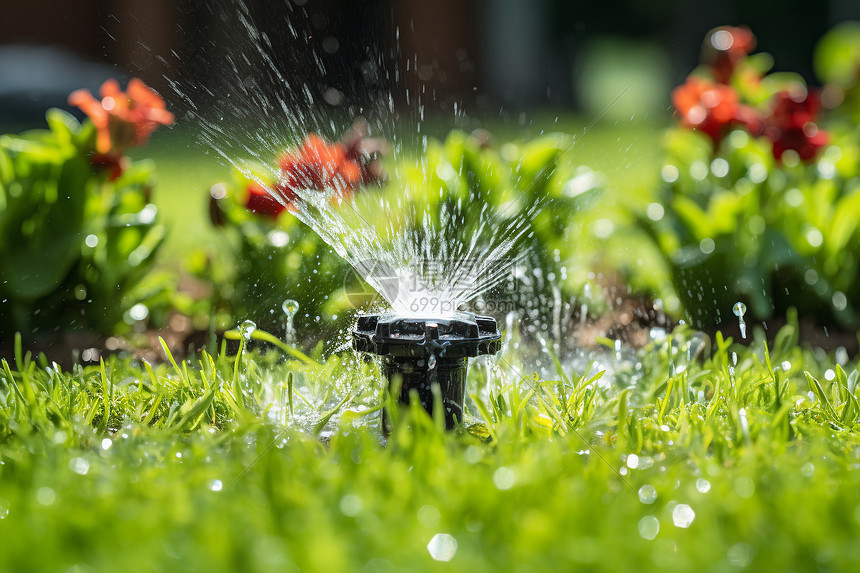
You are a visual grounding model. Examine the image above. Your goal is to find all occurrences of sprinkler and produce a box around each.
[353,313,501,431]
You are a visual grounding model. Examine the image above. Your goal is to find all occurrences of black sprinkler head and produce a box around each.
[353,313,501,431]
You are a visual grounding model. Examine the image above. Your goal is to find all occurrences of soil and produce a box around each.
[2,287,856,369]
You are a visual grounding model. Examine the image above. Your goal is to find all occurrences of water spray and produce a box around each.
[353,313,501,432]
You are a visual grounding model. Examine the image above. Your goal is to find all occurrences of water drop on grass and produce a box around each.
[727,543,754,567]
[427,534,457,562]
[638,515,659,540]
[638,485,657,504]
[493,466,516,490]
[732,302,747,338]
[672,504,695,528]
[417,505,441,528]
[209,479,223,492]
[340,494,362,516]
[36,487,56,505]
[69,457,90,475]
[239,320,257,342]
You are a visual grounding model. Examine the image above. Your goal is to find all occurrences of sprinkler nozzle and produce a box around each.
[353,313,501,431]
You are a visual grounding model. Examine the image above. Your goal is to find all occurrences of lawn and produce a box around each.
[3,86,859,573]
[1,319,859,572]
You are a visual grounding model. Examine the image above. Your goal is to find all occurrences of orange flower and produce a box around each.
[68,78,174,155]
[672,77,740,141]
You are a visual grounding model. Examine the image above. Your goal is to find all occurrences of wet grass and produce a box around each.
[2,321,859,572]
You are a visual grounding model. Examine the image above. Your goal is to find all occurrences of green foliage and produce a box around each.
[200,174,354,335]
[405,130,602,276]
[1,324,860,572]
[638,24,860,329]
[0,109,171,339]
[386,129,603,312]
[201,130,603,336]
[815,21,860,122]
[642,126,860,328]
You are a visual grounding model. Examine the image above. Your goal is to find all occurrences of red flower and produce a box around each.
[89,153,129,182]
[702,26,756,84]
[765,91,828,162]
[69,78,174,156]
[244,182,287,219]
[269,123,387,211]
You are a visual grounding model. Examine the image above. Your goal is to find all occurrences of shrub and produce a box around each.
[640,25,860,330]
[0,79,174,340]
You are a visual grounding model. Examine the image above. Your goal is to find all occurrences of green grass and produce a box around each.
[2,320,860,572]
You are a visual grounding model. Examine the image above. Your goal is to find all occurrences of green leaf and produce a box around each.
[805,371,839,422]
[814,21,860,86]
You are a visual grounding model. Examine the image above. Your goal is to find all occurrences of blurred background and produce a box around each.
[3,0,860,129]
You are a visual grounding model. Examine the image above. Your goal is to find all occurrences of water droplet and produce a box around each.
[239,320,257,342]
[427,533,458,561]
[101,438,112,450]
[209,479,223,492]
[417,505,441,528]
[638,485,658,504]
[696,478,711,493]
[493,466,516,490]
[732,302,747,338]
[649,327,667,343]
[282,299,299,345]
[36,487,55,505]
[340,494,362,516]
[69,457,90,475]
[727,543,754,567]
[282,299,299,316]
[638,515,660,540]
[672,504,695,528]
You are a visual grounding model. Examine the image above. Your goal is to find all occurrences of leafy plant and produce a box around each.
[639,25,860,329]
[390,129,604,313]
[0,83,173,340]
[199,126,602,339]
[203,171,355,336]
